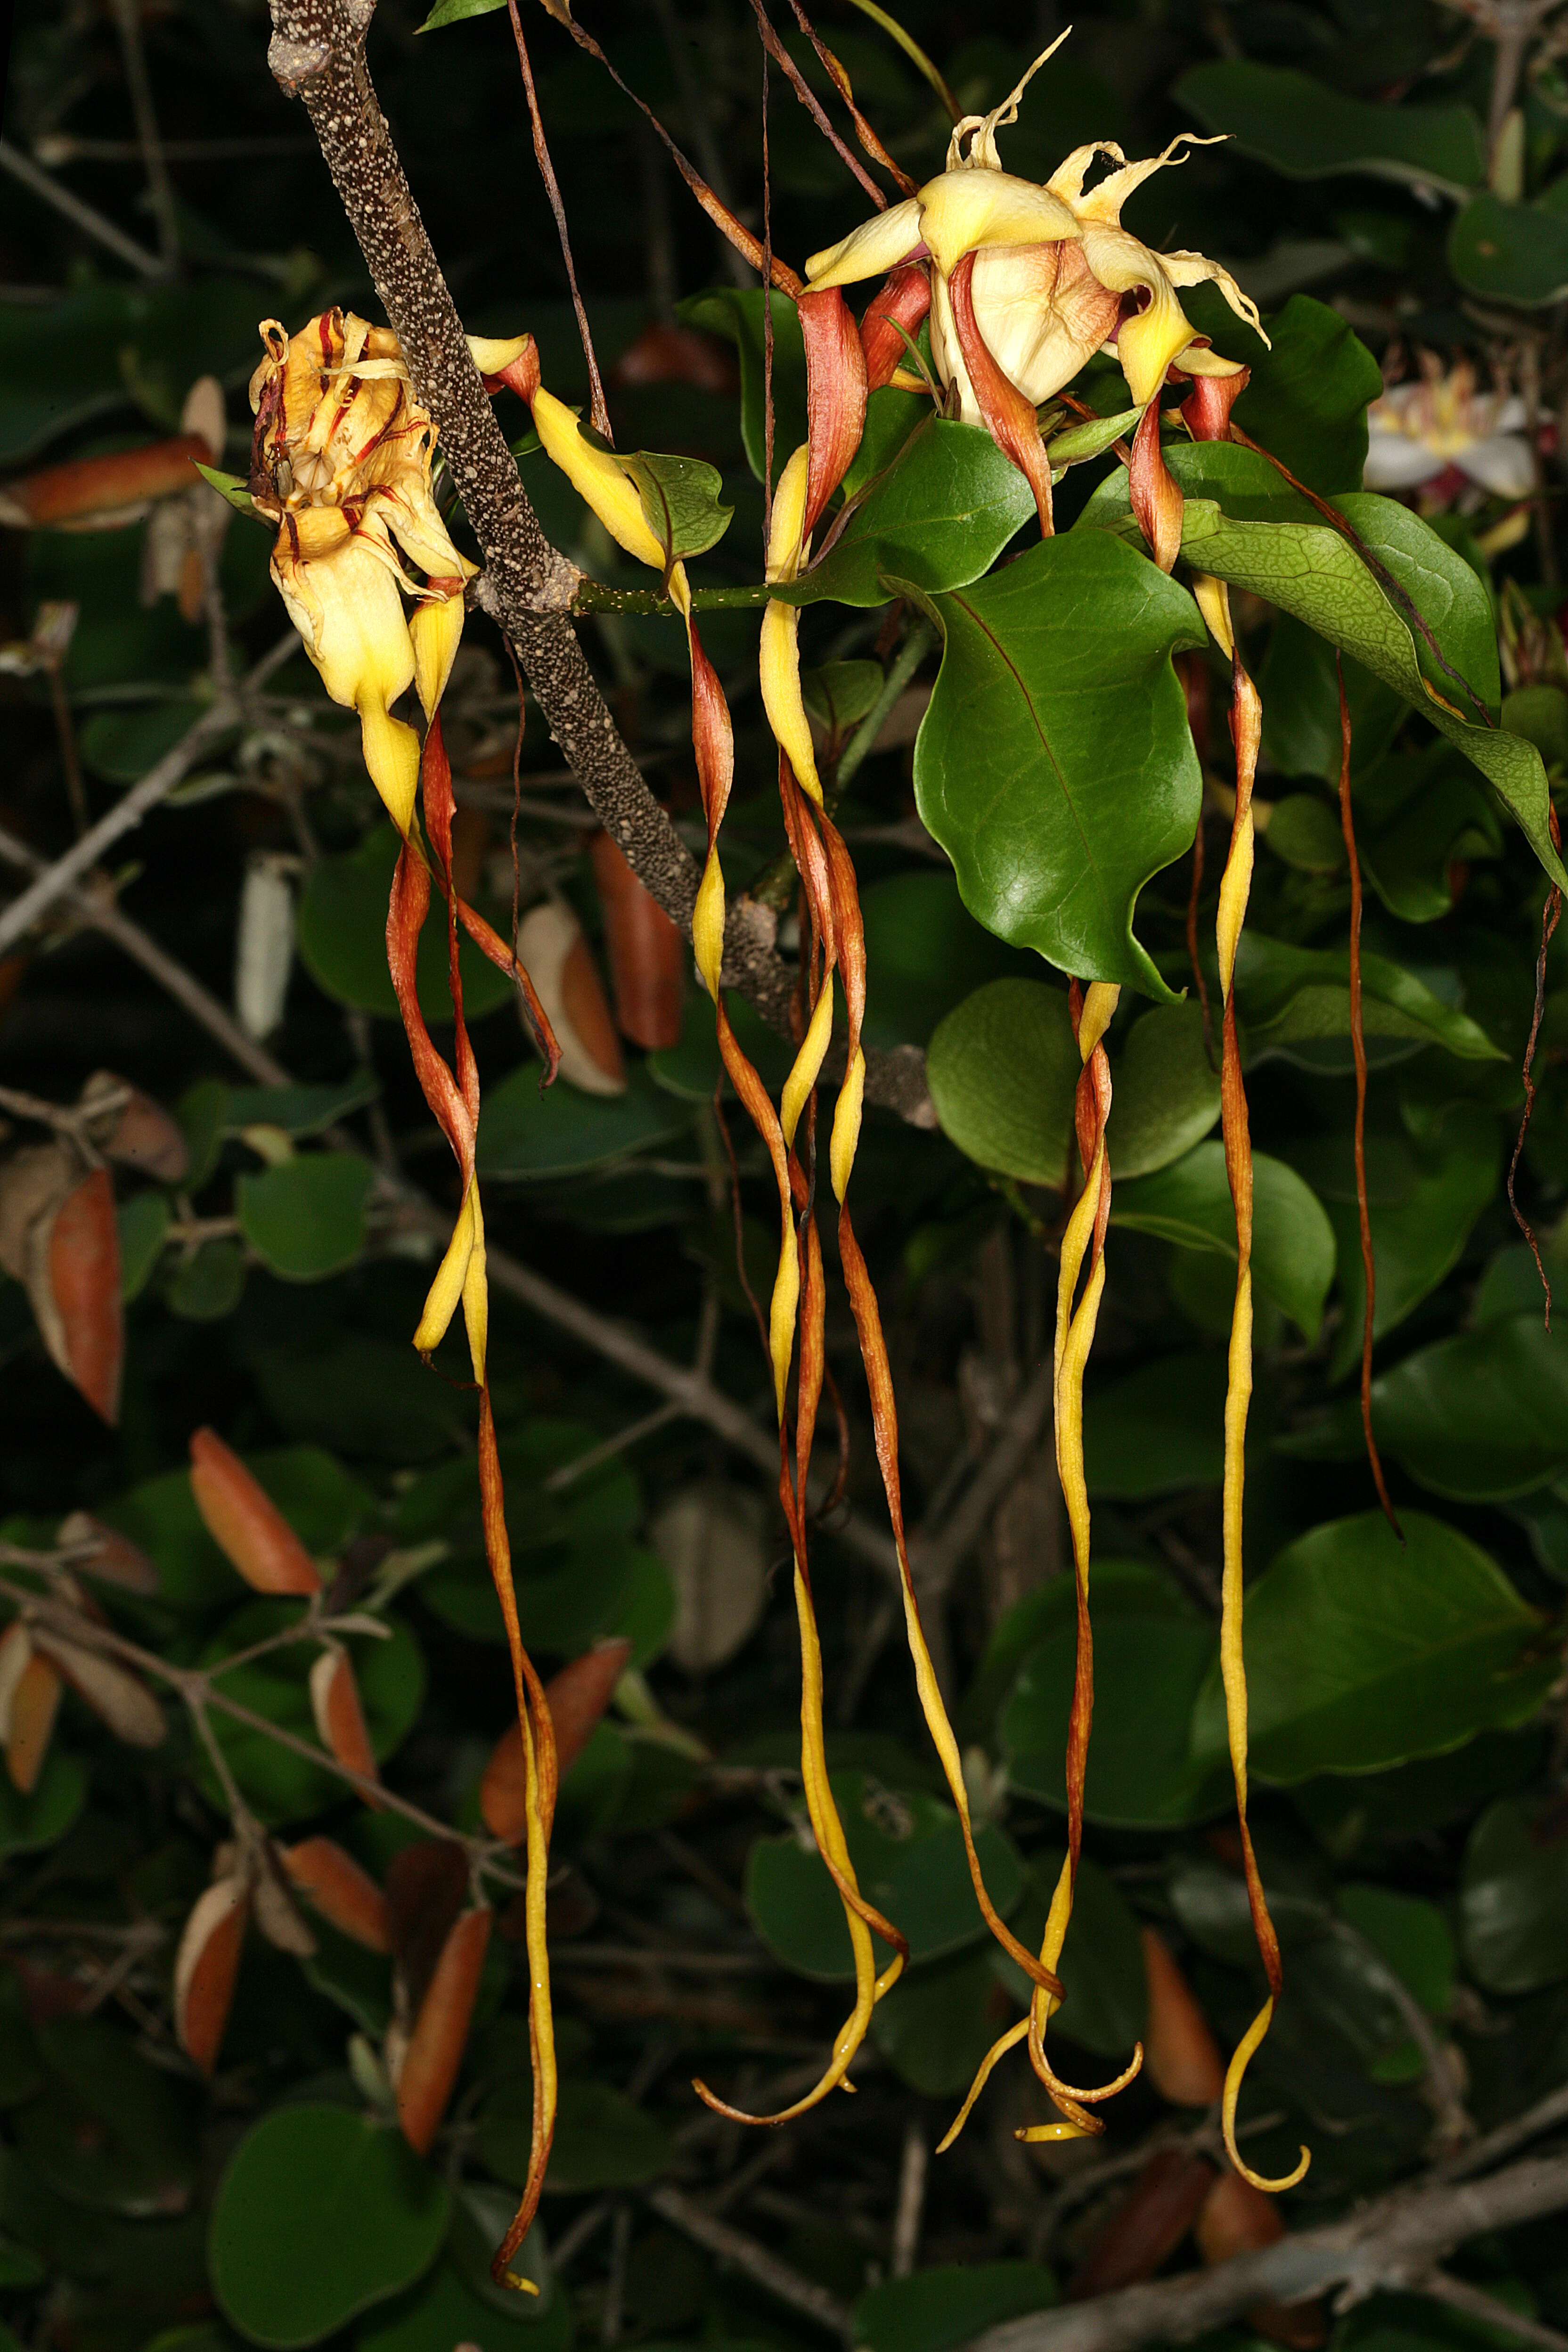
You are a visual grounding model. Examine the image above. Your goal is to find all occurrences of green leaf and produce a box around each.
[616,446,733,562]
[191,461,259,517]
[781,418,1036,608]
[1449,193,1568,306]
[914,535,1206,994]
[1233,932,1502,1070]
[745,1772,1024,1980]
[359,2255,570,2352]
[98,1467,233,1610]
[869,1948,1001,2095]
[224,1073,380,1138]
[1002,1562,1228,1829]
[0,1747,87,1857]
[645,987,793,1102]
[1264,792,1345,875]
[1460,1797,1568,1994]
[209,2105,449,2347]
[295,831,517,1022]
[1106,1003,1223,1177]
[1179,291,1383,495]
[417,0,503,25]
[1260,615,1405,786]
[236,1153,376,1281]
[118,1189,170,1301]
[860,871,1033,1049]
[1175,62,1485,197]
[1373,1311,1568,1501]
[17,2017,196,2217]
[1338,1884,1454,2017]
[477,1062,693,1180]
[199,1604,425,1823]
[177,1079,229,1191]
[1354,746,1504,923]
[1190,1511,1551,1784]
[802,660,884,730]
[678,288,806,488]
[1113,1140,1336,1340]
[1503,684,1568,768]
[80,698,207,785]
[478,2080,672,2196]
[854,2265,1056,2352]
[1323,1104,1500,1383]
[247,1446,372,1552]
[1083,1349,1229,1498]
[165,1237,246,1320]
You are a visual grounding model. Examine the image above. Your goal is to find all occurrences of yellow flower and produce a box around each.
[804,39,1264,423]
[248,309,474,834]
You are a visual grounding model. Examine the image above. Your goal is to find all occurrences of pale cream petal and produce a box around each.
[1078,225,1196,406]
[805,198,924,291]
[532,388,667,572]
[1160,250,1268,343]
[1045,141,1126,207]
[466,333,533,375]
[968,240,1122,408]
[1176,343,1247,377]
[916,169,1080,275]
[1455,433,1535,500]
[1072,132,1227,226]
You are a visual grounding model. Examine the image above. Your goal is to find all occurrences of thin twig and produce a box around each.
[109,0,181,269]
[909,1359,1053,1605]
[644,2181,855,2341]
[891,2117,928,2277]
[504,0,610,440]
[1421,2270,1568,2352]
[0,136,163,276]
[834,618,934,792]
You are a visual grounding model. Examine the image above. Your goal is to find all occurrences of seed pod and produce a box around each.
[308,1644,379,1790]
[33,1632,164,1749]
[480,1637,630,1843]
[56,1511,160,1596]
[174,1872,252,2076]
[250,1846,318,1958]
[1068,2148,1217,2299]
[189,1428,321,1596]
[0,1147,124,1426]
[0,1627,63,1796]
[515,901,625,1096]
[589,830,686,1050]
[234,856,295,1040]
[1140,1927,1225,2107]
[1195,2169,1326,2349]
[393,1905,492,2155]
[280,1837,391,1952]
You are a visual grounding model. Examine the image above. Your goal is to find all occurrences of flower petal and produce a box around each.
[806,198,924,292]
[916,169,1080,276]
[1455,433,1535,500]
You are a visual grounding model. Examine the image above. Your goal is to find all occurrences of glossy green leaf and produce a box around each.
[802,659,883,730]
[1338,1884,1454,2017]
[1112,1140,1336,1339]
[118,1189,170,1301]
[177,1079,229,1191]
[1234,932,1501,1070]
[199,1603,425,1823]
[859,871,1032,1050]
[1106,1003,1223,1176]
[224,1073,380,1138]
[1002,1562,1227,1828]
[617,446,734,561]
[209,2105,449,2347]
[17,2017,196,2217]
[1191,1511,1550,1784]
[1503,683,1568,768]
[746,1772,1024,1980]
[869,1948,1001,2095]
[1460,1796,1568,1994]
[781,418,1036,608]
[1449,193,1568,306]
[1176,62,1485,196]
[477,1062,693,1180]
[97,1467,233,1610]
[914,532,1205,994]
[191,460,258,516]
[295,831,516,1022]
[359,2255,569,2352]
[678,288,806,488]
[1260,615,1405,787]
[81,698,205,784]
[1373,1311,1568,1501]
[165,1237,246,1320]
[1179,291,1382,495]
[1264,792,1345,874]
[1324,1104,1500,1383]
[1355,746,1503,923]
[855,2265,1056,2352]
[236,1153,376,1281]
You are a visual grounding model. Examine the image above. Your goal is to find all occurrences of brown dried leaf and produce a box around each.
[251,1846,318,1958]
[516,901,624,1095]
[80,1071,190,1184]
[281,1836,390,1952]
[0,1627,63,1796]
[56,1511,161,1596]
[308,1645,379,1792]
[385,1840,469,2024]
[481,1637,629,1843]
[651,1485,769,1674]
[174,1873,251,2077]
[33,1632,164,1748]
[47,1168,123,1424]
[189,1426,320,1595]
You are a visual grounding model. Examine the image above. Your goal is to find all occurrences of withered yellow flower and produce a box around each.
[248,309,475,834]
[804,39,1264,423]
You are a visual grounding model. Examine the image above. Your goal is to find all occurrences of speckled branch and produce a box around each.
[263,0,931,1124]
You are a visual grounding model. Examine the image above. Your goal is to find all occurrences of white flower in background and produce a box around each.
[1364,357,1534,501]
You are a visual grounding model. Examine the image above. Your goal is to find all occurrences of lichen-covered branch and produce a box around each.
[262,0,930,1122]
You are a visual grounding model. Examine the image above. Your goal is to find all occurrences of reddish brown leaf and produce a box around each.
[799,285,869,539]
[174,1873,251,2077]
[1069,2149,1218,2299]
[394,1905,493,2156]
[0,435,212,529]
[385,1839,471,2019]
[611,324,738,395]
[81,1072,190,1183]
[48,1167,123,1425]
[947,250,1054,536]
[308,1644,379,1791]
[33,1631,164,1749]
[0,1627,62,1795]
[589,831,686,1051]
[1128,398,1184,575]
[1178,364,1250,445]
[56,1511,160,1594]
[250,1846,318,1957]
[281,1837,391,1952]
[1140,1927,1225,2107]
[516,901,624,1093]
[189,1428,321,1596]
[481,1636,630,1843]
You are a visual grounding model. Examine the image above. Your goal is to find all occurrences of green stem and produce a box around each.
[572,579,773,615]
[834,617,936,792]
